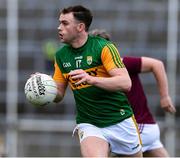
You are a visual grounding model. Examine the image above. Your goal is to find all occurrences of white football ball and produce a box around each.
[24,73,58,106]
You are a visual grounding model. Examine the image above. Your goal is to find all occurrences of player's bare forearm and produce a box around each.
[141,57,169,97]
[69,68,131,92]
[152,60,169,97]
[89,75,131,92]
[141,57,176,114]
[149,60,176,114]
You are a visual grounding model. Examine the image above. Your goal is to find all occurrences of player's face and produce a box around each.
[58,13,80,44]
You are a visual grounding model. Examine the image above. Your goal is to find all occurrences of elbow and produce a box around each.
[154,59,164,70]
[116,75,132,92]
[54,93,64,103]
[120,77,132,92]
[152,60,165,74]
[158,60,165,69]
[155,59,164,68]
[125,78,132,92]
[53,89,64,103]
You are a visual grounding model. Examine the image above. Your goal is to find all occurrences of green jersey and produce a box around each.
[53,35,133,127]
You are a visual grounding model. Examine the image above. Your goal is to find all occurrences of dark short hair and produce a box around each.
[61,5,93,31]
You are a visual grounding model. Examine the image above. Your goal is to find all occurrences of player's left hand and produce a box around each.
[160,95,176,114]
[69,69,93,85]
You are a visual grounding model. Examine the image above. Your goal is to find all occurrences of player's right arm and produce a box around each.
[53,61,68,103]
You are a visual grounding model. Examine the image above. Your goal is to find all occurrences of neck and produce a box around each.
[71,32,88,48]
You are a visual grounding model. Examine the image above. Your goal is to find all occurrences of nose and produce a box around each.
[57,23,62,31]
[57,25,61,31]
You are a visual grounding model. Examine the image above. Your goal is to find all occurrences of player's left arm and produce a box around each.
[141,57,176,114]
[69,67,131,92]
[69,44,132,92]
[53,61,68,103]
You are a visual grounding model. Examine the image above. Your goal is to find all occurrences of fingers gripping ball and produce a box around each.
[24,73,58,106]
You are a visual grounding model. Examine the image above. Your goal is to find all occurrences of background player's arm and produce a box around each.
[141,57,176,113]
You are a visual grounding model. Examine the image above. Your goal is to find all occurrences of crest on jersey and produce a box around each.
[78,131,84,141]
[120,109,125,115]
[87,56,92,65]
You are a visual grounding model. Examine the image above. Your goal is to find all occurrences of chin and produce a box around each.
[59,38,65,43]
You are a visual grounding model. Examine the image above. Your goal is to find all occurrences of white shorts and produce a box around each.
[138,123,163,152]
[73,116,142,155]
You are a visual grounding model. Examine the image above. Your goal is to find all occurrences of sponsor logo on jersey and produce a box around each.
[78,131,84,140]
[68,69,97,89]
[64,67,99,90]
[63,66,109,90]
[87,56,92,65]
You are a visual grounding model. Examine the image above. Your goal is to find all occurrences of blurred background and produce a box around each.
[0,0,180,156]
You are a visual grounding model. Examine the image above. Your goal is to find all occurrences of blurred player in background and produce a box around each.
[53,5,142,157]
[90,29,176,157]
[42,40,59,71]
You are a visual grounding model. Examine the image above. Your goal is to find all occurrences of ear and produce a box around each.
[77,23,85,32]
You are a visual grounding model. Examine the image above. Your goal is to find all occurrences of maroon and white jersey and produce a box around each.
[123,56,155,124]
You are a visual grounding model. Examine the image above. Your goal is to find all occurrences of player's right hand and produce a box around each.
[160,96,176,114]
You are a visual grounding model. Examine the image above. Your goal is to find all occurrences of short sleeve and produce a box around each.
[101,44,125,72]
[123,56,141,74]
[53,61,67,83]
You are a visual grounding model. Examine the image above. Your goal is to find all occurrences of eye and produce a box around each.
[60,20,68,26]
[63,21,69,25]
